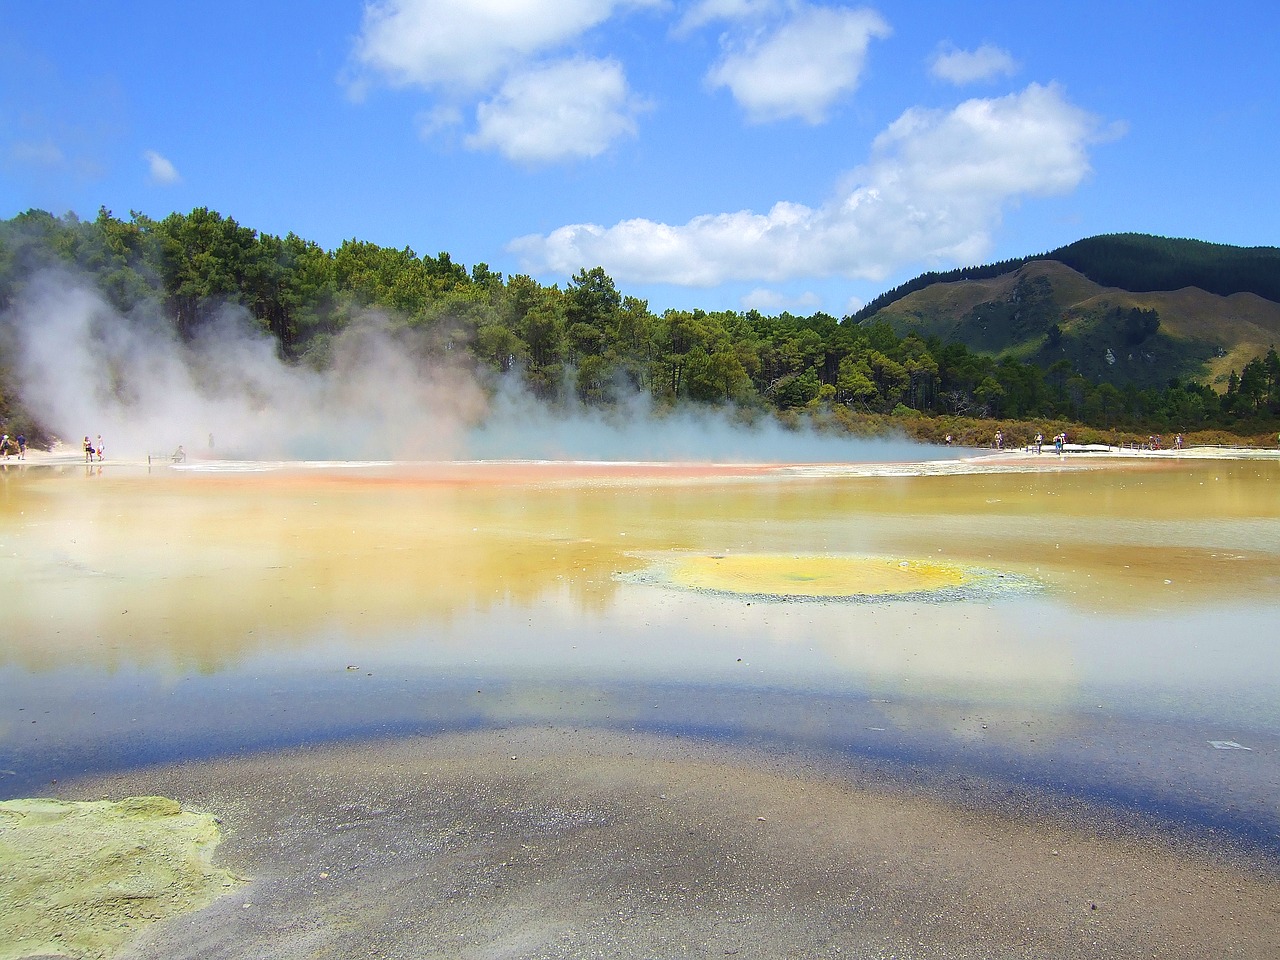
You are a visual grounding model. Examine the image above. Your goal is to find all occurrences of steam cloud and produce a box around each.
[5,269,943,464]
[7,270,485,461]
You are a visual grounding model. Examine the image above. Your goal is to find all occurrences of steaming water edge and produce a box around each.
[2,457,1279,864]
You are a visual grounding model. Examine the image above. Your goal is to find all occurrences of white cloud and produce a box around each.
[706,4,891,123]
[143,149,181,185]
[350,0,658,92]
[510,83,1102,285]
[466,58,644,161]
[348,0,658,162]
[930,43,1019,85]
[674,0,778,35]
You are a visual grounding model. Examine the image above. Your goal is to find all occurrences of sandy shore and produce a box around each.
[46,728,1280,960]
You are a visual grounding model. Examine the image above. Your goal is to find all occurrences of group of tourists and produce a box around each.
[83,435,105,462]
[969,430,1070,453]
[1027,432,1067,454]
[0,433,26,459]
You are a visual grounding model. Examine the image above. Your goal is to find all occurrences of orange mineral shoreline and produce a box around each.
[10,440,1279,487]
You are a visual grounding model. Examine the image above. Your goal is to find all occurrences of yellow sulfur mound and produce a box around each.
[668,553,972,599]
[0,796,242,960]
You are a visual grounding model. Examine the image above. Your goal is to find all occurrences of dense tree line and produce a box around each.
[2,208,1278,442]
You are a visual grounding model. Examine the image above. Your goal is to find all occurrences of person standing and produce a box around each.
[15,434,25,459]
[96,435,105,461]
[83,436,95,462]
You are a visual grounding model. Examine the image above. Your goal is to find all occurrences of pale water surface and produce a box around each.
[2,457,1278,853]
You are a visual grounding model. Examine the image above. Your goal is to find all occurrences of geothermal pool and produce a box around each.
[3,453,1278,855]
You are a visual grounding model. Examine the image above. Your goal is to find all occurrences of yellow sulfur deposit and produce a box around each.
[0,796,242,960]
[667,553,974,599]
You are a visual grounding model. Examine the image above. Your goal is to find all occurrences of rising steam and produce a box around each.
[4,268,940,463]
[6,269,485,460]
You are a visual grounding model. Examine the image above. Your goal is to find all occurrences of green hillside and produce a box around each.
[1051,234,1280,302]
[854,234,1280,320]
[863,238,1280,391]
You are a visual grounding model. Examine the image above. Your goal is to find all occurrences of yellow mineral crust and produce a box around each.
[664,553,979,600]
[0,796,242,960]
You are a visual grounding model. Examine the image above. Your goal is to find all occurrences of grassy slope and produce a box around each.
[873,260,1280,389]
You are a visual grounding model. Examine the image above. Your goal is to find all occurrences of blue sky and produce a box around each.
[2,1,1277,317]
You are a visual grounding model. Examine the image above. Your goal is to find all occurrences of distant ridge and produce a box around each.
[851,233,1280,323]
[1052,234,1280,302]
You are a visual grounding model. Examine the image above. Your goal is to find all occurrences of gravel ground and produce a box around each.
[48,727,1280,960]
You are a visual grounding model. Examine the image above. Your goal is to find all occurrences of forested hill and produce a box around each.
[851,234,1280,322]
[1051,235,1280,302]
[858,237,1280,395]
[1,208,1279,445]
